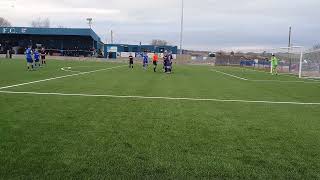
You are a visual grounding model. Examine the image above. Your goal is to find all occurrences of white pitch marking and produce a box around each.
[249,79,320,84]
[212,69,320,84]
[1,90,320,105]
[60,67,81,73]
[301,77,320,82]
[211,69,248,81]
[242,67,320,82]
[61,65,113,73]
[60,66,117,73]
[242,67,300,78]
[0,65,126,90]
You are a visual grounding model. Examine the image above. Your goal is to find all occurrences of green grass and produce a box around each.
[0,59,320,179]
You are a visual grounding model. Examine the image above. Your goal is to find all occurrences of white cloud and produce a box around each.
[0,0,320,50]
[40,7,120,15]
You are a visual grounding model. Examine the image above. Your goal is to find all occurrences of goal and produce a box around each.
[271,46,320,79]
[217,46,320,79]
[300,49,320,79]
[272,46,303,77]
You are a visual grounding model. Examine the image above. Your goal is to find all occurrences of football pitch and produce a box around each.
[1,59,320,179]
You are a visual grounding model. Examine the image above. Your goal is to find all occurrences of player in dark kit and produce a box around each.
[40,48,46,65]
[163,51,168,72]
[168,52,173,73]
[163,52,173,73]
[129,54,134,68]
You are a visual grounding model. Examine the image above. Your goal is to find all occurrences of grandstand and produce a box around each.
[0,27,103,57]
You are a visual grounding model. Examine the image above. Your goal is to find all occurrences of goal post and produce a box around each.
[278,46,304,78]
[277,46,320,79]
[232,46,303,75]
[299,50,303,78]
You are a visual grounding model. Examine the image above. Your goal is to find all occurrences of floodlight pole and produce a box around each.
[179,0,184,55]
[111,30,114,44]
[288,27,292,47]
[86,18,93,29]
[288,26,292,72]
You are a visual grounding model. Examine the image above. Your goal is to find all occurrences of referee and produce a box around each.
[152,53,159,72]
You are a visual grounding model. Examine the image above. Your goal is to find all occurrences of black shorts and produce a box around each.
[129,60,134,64]
[153,61,157,66]
[41,56,45,60]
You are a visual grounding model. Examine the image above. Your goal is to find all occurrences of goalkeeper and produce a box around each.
[271,54,279,75]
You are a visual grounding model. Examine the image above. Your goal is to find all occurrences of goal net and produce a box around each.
[215,46,320,79]
[267,47,320,79]
[224,47,302,76]
[300,49,320,79]
[271,46,303,76]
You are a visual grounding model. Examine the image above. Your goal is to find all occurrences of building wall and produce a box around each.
[104,44,178,59]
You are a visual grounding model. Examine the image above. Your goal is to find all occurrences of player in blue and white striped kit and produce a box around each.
[26,47,34,71]
[143,53,149,70]
[34,50,40,68]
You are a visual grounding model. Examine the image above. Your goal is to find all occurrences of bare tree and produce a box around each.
[31,18,50,28]
[313,44,320,50]
[151,39,168,46]
[0,17,12,27]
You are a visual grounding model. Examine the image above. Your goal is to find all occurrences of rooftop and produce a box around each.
[0,27,101,42]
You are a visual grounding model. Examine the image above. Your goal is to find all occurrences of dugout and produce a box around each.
[0,27,103,57]
[104,44,178,59]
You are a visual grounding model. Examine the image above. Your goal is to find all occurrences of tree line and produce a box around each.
[1,17,52,28]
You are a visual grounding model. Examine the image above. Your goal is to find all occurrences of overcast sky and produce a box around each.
[1,0,320,51]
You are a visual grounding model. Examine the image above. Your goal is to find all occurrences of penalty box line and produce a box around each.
[211,70,249,81]
[211,69,320,84]
[238,67,320,83]
[0,90,320,105]
[0,65,127,90]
